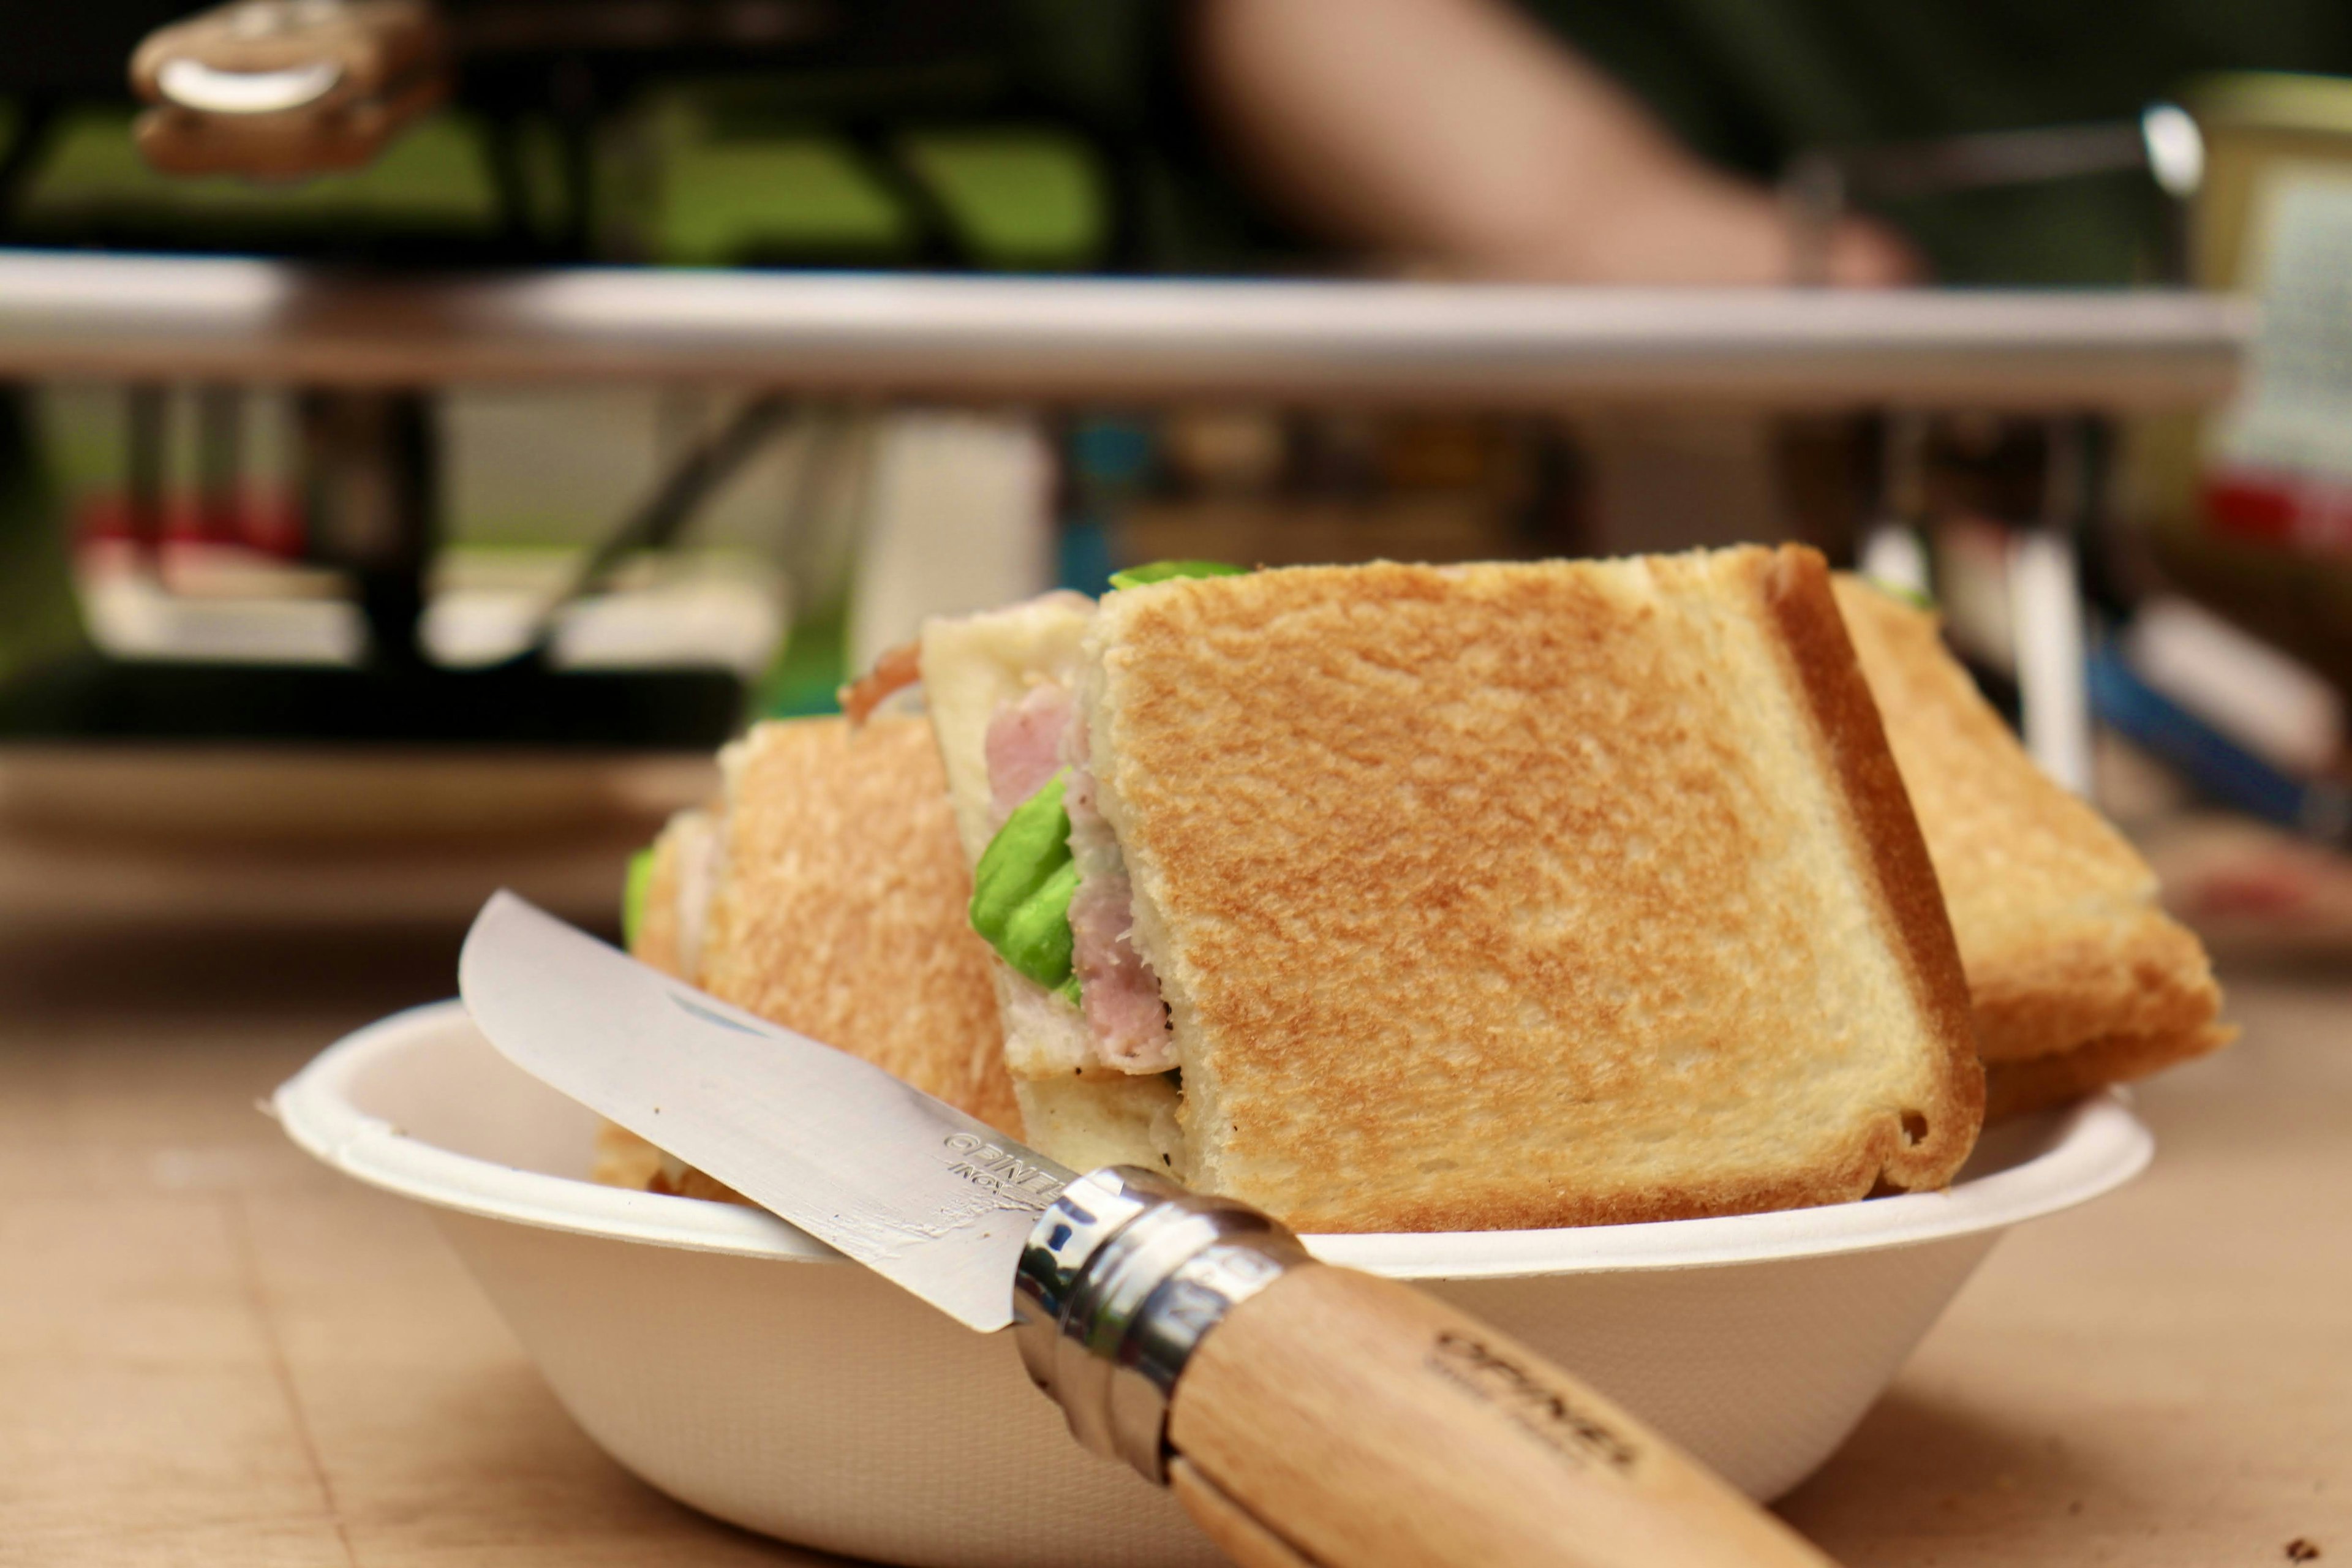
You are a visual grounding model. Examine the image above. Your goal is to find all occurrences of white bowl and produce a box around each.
[277,1001,2152,1568]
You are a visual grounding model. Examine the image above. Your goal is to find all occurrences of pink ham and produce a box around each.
[1068,870,1174,1072]
[984,684,1074,820]
[983,682,1174,1072]
[1059,708,1174,1071]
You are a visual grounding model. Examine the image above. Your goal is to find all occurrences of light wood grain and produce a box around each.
[1170,1460,1319,1568]
[0,866,2345,1566]
[0,914,832,1568]
[1169,1264,1833,1568]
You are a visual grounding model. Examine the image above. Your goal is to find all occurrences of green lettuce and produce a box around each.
[969,771,1082,1001]
[1108,559,1248,592]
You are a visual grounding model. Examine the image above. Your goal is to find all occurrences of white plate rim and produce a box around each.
[276,999,2154,1281]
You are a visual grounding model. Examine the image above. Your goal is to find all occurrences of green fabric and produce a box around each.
[902,130,1106,269]
[18,107,503,235]
[646,124,913,266]
[622,58,1115,270]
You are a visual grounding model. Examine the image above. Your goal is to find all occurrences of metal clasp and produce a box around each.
[1012,1166,1306,1482]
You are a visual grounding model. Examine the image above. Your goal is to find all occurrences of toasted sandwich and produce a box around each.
[594,715,1019,1200]
[921,548,1984,1232]
[1832,576,2231,1119]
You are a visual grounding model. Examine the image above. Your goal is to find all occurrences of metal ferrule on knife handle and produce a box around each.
[1013,1167,1308,1481]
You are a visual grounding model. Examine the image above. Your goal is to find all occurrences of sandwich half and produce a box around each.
[594,714,1019,1199]
[1833,576,2231,1119]
[922,548,1983,1232]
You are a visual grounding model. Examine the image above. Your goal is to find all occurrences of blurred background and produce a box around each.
[0,0,2346,960]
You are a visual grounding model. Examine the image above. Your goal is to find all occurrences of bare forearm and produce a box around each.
[1191,0,1917,285]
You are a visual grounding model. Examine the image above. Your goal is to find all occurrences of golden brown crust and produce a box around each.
[589,1120,669,1189]
[697,717,1021,1137]
[630,820,687,980]
[600,823,693,1191]
[1964,913,2223,1064]
[1091,550,1983,1233]
[1985,1023,2238,1122]
[1833,576,2228,1089]
[1760,548,1984,1187]
[838,639,922,728]
[599,716,1022,1199]
[646,1159,754,1207]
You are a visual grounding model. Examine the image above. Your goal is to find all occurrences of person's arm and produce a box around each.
[1191,0,1918,285]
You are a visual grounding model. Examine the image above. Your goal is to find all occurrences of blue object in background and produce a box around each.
[1068,417,1155,491]
[2089,644,2351,848]
[1058,416,1155,593]
[1057,518,1115,596]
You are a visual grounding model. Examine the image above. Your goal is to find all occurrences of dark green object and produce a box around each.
[0,392,81,687]
[623,845,657,952]
[1107,559,1248,591]
[970,771,1081,995]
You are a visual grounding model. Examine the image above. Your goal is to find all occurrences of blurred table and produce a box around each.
[1,889,2345,1566]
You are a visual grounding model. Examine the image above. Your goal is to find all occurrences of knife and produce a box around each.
[459,891,1836,1568]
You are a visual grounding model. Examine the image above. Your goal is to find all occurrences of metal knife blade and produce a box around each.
[456,890,1073,1332]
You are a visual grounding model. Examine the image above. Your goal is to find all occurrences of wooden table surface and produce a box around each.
[3,906,2346,1567]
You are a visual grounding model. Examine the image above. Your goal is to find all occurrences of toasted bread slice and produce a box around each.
[1983,1023,2234,1121]
[630,805,718,984]
[1075,548,1981,1232]
[589,1117,671,1189]
[1833,576,2230,1113]
[595,715,1021,1200]
[695,716,1020,1135]
[594,807,717,1190]
[1011,1071,1183,1175]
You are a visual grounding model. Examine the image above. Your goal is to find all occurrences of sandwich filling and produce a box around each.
[978,680,1175,1072]
[934,564,1247,1079]
[917,551,1990,1224]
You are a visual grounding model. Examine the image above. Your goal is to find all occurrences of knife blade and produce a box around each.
[460,891,1838,1568]
[458,887,1068,1332]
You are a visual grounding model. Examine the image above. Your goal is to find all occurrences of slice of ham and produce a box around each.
[1060,707,1174,1072]
[1068,869,1175,1072]
[838,641,922,727]
[984,683,1073,822]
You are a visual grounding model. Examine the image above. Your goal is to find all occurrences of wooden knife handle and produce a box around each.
[1164,1262,1835,1568]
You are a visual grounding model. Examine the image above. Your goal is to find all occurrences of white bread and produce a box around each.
[1011,1072,1183,1176]
[1832,576,2231,1117]
[592,715,1021,1201]
[1077,549,1981,1232]
[695,716,1019,1134]
[930,549,1983,1229]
